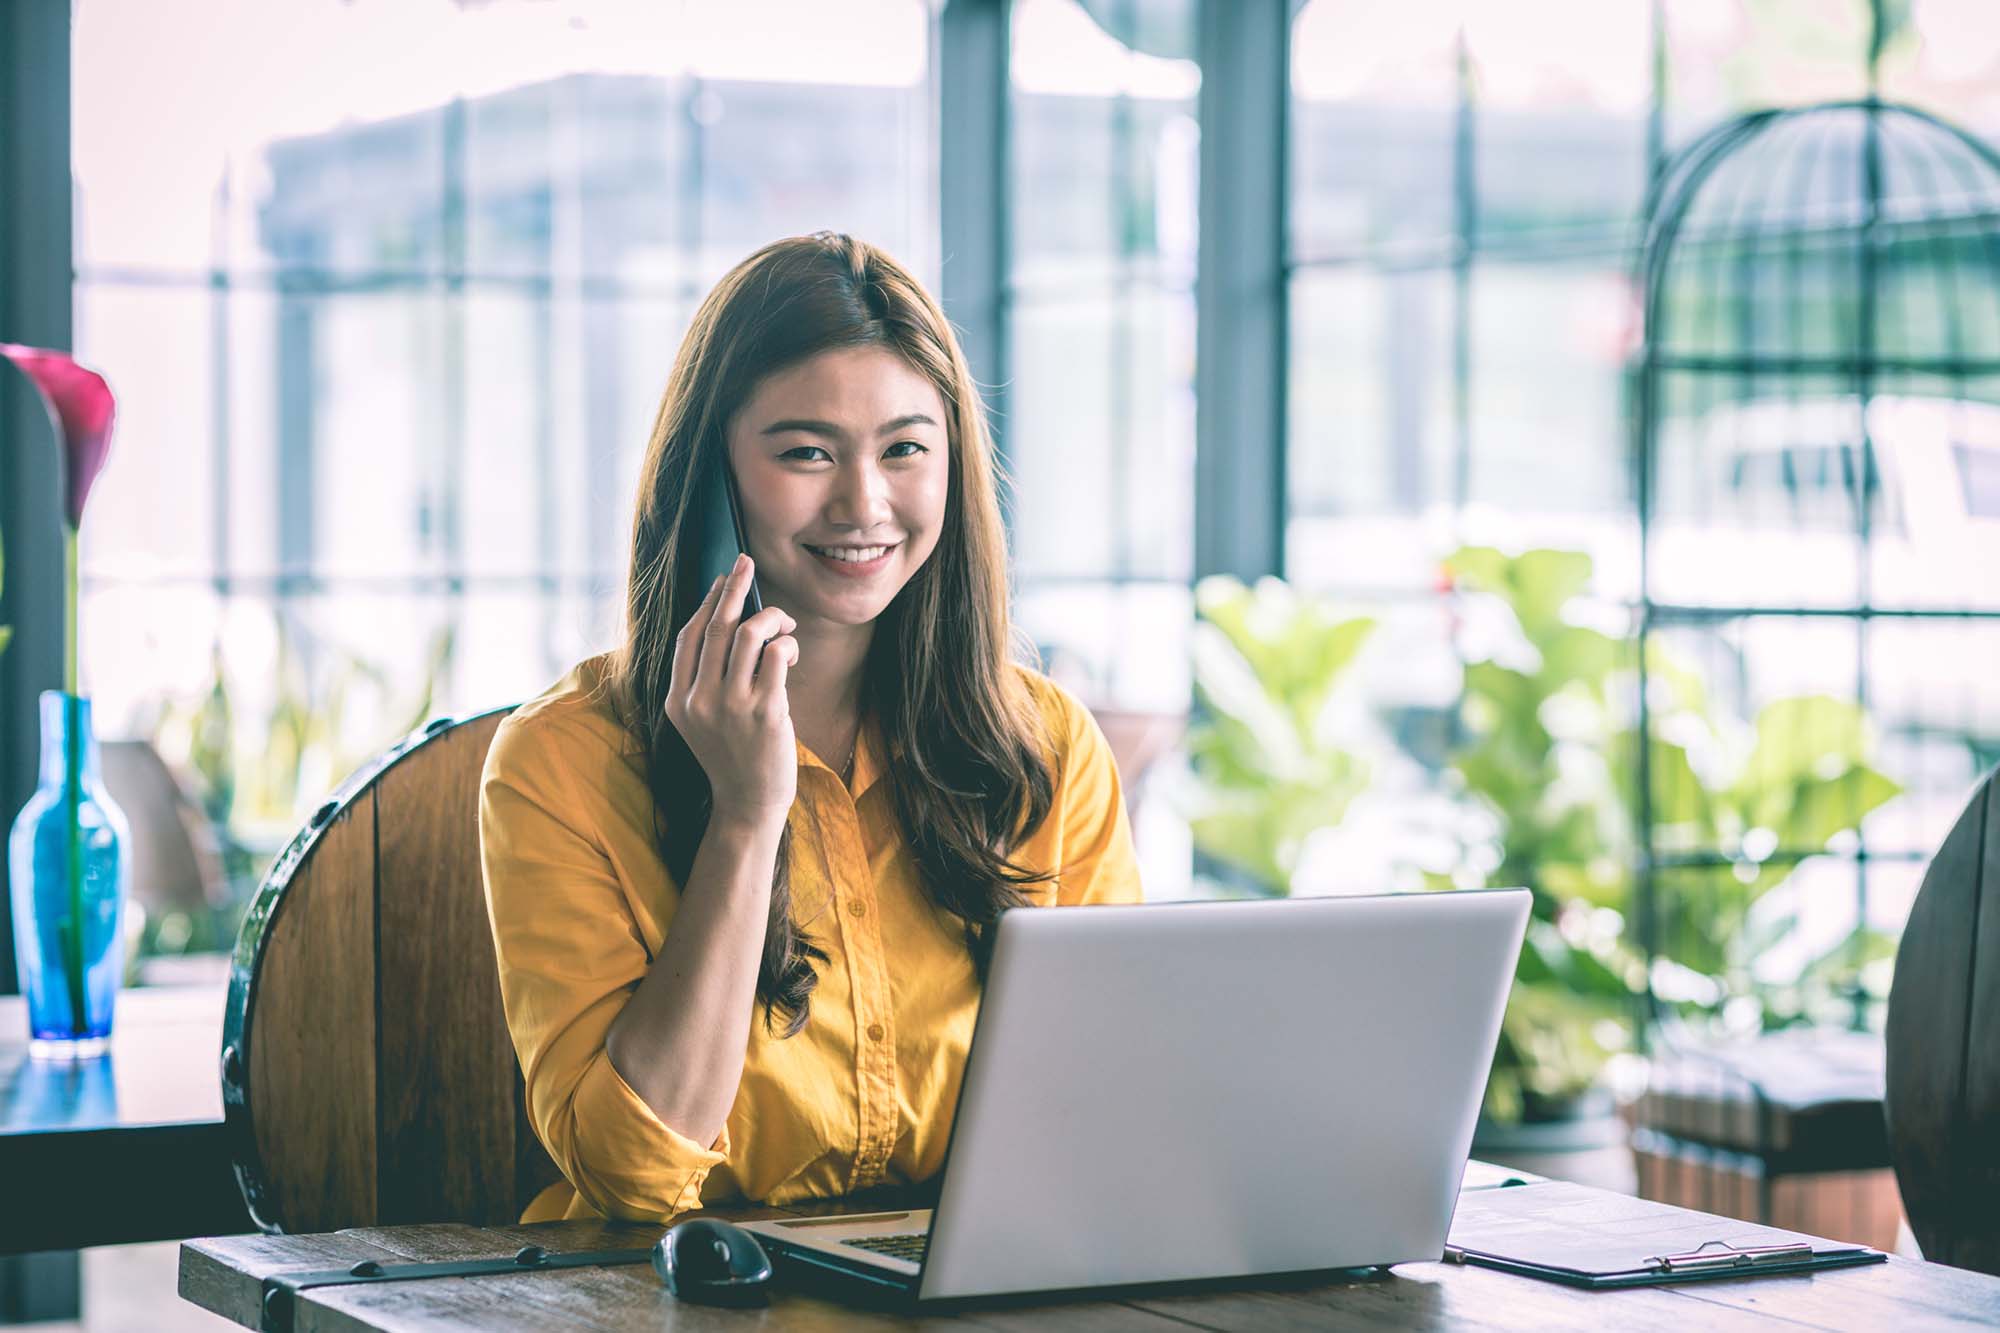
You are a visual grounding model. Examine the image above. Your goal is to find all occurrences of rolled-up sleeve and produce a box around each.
[1042,681,1146,907]
[479,714,727,1220]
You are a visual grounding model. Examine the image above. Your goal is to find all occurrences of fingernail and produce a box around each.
[734,552,749,570]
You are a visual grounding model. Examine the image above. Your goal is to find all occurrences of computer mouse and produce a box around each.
[652,1217,774,1307]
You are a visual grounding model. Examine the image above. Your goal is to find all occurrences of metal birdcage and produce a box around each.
[1631,98,2000,1035]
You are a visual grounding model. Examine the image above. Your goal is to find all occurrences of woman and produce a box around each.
[479,232,1144,1223]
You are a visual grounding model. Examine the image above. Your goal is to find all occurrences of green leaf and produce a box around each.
[1537,625,1623,694]
[1621,733,1711,848]
[1183,575,1376,898]
[1443,545,1510,597]
[1454,745,1535,817]
[1540,858,1631,910]
[1643,639,1713,717]
[1652,865,1739,976]
[1736,695,1871,800]
[1196,576,1376,740]
[1772,764,1902,855]
[1796,923,1899,984]
[1188,807,1289,895]
[1462,662,1552,760]
[1488,975,1629,1112]
[1191,624,1300,772]
[1505,549,1596,642]
[188,644,236,823]
[1447,546,1597,646]
[1714,698,1902,870]
[1514,932,1559,986]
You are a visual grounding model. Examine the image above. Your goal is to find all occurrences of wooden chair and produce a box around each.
[221,707,564,1233]
[100,738,228,918]
[1886,767,2000,1275]
[1089,708,1186,815]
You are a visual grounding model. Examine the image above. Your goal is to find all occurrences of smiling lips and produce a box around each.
[805,542,900,576]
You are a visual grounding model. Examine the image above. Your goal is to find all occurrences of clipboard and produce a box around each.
[1442,1180,1887,1288]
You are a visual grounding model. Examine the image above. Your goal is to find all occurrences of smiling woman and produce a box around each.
[477,233,1144,1223]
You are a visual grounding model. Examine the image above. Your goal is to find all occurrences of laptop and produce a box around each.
[740,888,1531,1303]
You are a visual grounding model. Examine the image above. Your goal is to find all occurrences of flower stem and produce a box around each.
[64,526,79,696]
[62,698,87,1037]
[63,527,87,1035]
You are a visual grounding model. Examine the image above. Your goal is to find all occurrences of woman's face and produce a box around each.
[725,344,951,630]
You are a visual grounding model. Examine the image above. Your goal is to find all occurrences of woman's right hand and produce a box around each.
[667,553,801,830]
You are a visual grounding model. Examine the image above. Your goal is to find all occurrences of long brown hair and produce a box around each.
[611,232,1058,1037]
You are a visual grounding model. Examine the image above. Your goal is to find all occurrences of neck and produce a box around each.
[784,614,873,765]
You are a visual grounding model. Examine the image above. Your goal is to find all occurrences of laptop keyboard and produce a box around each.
[841,1232,927,1262]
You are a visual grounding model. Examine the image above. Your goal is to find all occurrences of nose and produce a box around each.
[827,457,895,532]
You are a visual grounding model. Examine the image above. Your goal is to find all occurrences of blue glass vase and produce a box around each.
[7,691,129,1058]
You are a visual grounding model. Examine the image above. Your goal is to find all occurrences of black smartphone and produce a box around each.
[696,453,763,617]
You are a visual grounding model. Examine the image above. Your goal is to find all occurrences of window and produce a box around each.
[72,0,937,876]
[1282,0,2000,1024]
[1955,441,2000,518]
[1007,0,1199,713]
[1006,0,1200,898]
[1287,0,1649,602]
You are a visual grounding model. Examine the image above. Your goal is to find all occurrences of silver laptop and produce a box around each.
[741,889,1530,1303]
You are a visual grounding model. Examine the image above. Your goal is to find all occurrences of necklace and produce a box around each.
[839,727,858,785]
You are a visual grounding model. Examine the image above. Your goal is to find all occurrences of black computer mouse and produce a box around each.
[652,1217,774,1307]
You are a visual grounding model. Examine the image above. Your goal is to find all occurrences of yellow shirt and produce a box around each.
[479,653,1144,1223]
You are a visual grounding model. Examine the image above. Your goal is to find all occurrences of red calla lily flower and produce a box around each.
[0,343,116,529]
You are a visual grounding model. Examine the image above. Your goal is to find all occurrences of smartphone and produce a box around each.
[696,453,763,616]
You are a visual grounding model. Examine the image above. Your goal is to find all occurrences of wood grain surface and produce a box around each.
[236,708,565,1236]
[373,712,519,1227]
[249,792,380,1232]
[180,1191,2000,1332]
[1887,768,2000,1277]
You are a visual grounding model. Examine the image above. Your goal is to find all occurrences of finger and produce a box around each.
[753,634,799,708]
[670,573,728,706]
[728,609,798,699]
[696,554,754,695]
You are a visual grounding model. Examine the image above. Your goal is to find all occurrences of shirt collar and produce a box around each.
[795,712,885,802]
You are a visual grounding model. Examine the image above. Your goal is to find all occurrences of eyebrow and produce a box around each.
[759,413,940,440]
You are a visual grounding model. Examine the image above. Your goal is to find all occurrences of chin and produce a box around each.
[811,582,909,626]
[765,566,908,627]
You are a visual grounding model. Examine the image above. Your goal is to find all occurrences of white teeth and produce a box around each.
[812,545,891,563]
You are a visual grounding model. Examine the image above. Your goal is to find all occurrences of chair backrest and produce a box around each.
[1886,766,2000,1276]
[221,707,564,1234]
[100,738,226,916]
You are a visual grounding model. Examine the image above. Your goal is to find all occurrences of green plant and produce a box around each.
[135,617,457,966]
[1622,678,1903,1029]
[1437,545,1902,1122]
[1182,575,1376,896]
[1438,547,1641,1123]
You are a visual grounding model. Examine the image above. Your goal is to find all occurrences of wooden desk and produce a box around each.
[180,1179,2000,1331]
[0,984,254,1253]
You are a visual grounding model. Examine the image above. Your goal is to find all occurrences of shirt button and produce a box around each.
[867,1023,885,1042]
[848,900,867,918]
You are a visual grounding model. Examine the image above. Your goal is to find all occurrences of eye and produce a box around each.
[888,441,930,458]
[780,445,833,462]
